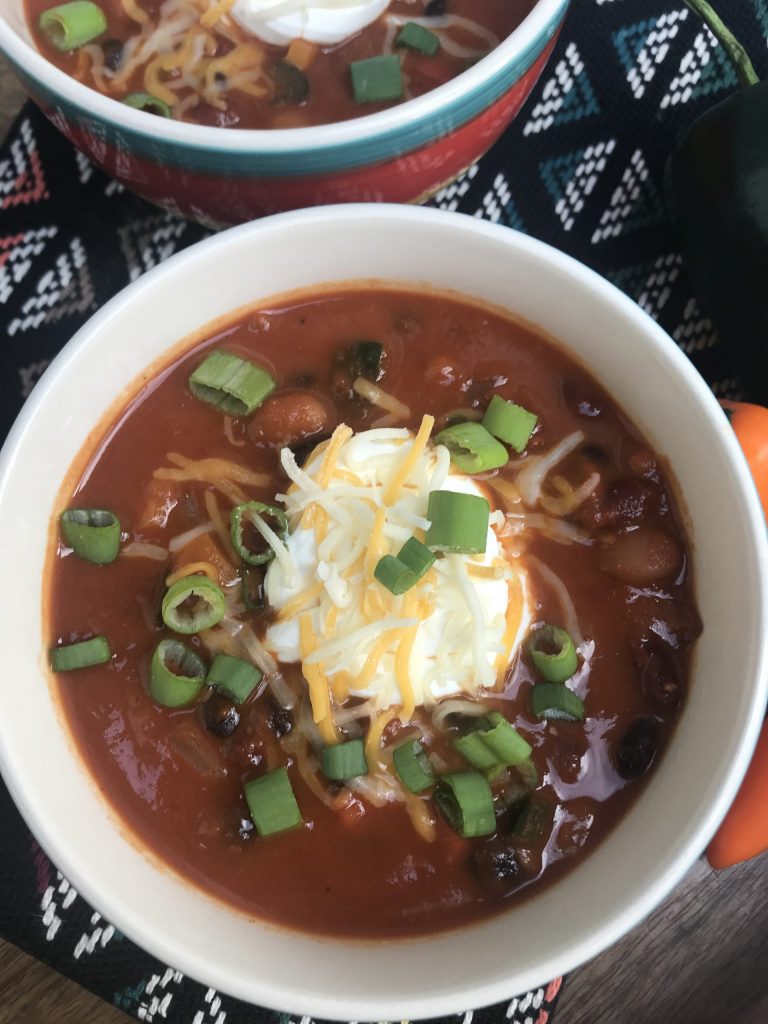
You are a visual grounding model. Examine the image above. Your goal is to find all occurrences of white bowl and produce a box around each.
[0,205,766,1020]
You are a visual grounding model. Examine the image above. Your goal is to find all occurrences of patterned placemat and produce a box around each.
[2,0,767,1019]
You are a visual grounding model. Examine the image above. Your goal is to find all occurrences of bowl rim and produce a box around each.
[1,204,767,1020]
[0,0,567,153]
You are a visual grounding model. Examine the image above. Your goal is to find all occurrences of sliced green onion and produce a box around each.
[454,711,532,770]
[528,624,578,683]
[322,738,368,780]
[60,508,121,564]
[205,653,262,704]
[434,772,496,838]
[374,536,436,595]
[482,395,538,453]
[350,55,403,104]
[398,536,436,578]
[531,682,585,722]
[510,795,553,844]
[150,638,206,707]
[393,738,435,794]
[453,730,499,771]
[188,350,276,417]
[50,635,111,672]
[515,758,539,790]
[161,575,226,634]
[424,490,489,554]
[396,21,440,56]
[374,554,416,595]
[39,0,106,50]
[230,501,288,566]
[123,92,172,117]
[435,421,508,474]
[244,766,303,837]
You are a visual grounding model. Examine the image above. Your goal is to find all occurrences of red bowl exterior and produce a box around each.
[23,35,558,225]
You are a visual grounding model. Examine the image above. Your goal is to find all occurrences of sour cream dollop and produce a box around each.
[264,424,531,712]
[230,0,391,47]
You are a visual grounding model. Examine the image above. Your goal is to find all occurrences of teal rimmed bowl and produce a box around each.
[0,0,568,224]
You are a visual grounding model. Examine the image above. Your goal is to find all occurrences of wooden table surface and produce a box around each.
[1,53,768,1024]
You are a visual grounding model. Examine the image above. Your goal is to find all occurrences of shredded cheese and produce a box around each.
[382,414,434,506]
[165,560,220,587]
[299,613,337,744]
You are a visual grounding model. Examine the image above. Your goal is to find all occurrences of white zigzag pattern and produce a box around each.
[40,871,77,943]
[192,987,227,1024]
[523,41,584,136]
[660,27,716,109]
[626,9,688,100]
[591,148,650,243]
[7,237,95,336]
[0,118,36,198]
[73,910,117,959]
[119,213,190,281]
[432,163,479,212]
[636,253,681,319]
[477,172,512,223]
[0,226,57,305]
[138,967,184,1021]
[673,297,717,354]
[556,139,616,231]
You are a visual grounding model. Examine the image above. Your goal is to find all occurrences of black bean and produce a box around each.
[425,0,447,14]
[268,705,293,738]
[635,642,683,716]
[616,718,659,780]
[101,38,123,72]
[202,693,240,737]
[272,60,309,106]
[473,837,521,895]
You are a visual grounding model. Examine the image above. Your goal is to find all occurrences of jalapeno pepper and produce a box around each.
[664,1,768,402]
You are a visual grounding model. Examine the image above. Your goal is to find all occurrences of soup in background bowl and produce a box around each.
[0,0,567,224]
[0,206,766,1019]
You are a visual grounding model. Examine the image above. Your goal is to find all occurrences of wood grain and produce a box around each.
[1,50,768,1024]
[0,940,131,1024]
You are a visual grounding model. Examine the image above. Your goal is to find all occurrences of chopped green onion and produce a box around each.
[350,55,403,104]
[244,766,303,837]
[398,536,436,578]
[205,653,262,704]
[123,92,172,117]
[528,625,578,683]
[396,21,440,56]
[531,682,585,722]
[322,738,368,780]
[374,536,436,595]
[393,738,435,794]
[510,795,553,844]
[482,395,538,453]
[230,501,288,566]
[50,635,111,672]
[39,0,106,50]
[515,758,539,790]
[454,711,532,770]
[424,490,489,554]
[188,350,276,417]
[60,508,121,564]
[161,575,226,634]
[435,421,508,474]
[374,555,416,596]
[434,772,496,838]
[150,638,206,707]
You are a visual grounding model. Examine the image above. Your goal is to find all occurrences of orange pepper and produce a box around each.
[706,401,768,869]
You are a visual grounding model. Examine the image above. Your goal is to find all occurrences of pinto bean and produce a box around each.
[575,478,658,532]
[600,528,682,584]
[247,390,335,449]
